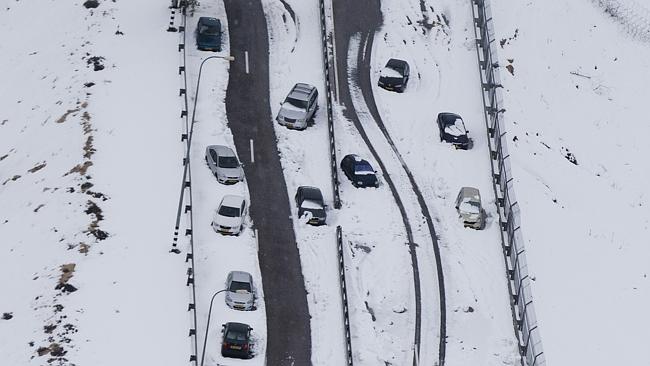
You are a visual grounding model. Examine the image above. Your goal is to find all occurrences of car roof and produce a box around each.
[220,194,245,208]
[225,322,251,332]
[208,144,236,157]
[298,186,323,201]
[459,186,481,200]
[288,83,316,101]
[439,112,463,125]
[198,17,221,26]
[229,270,252,283]
[386,58,408,69]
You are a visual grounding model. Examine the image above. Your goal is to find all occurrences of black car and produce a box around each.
[437,112,472,150]
[378,58,410,93]
[340,154,379,188]
[221,322,253,359]
[196,17,222,51]
[295,186,327,225]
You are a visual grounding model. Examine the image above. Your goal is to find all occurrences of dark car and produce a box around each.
[340,154,379,188]
[196,17,221,51]
[221,322,253,359]
[378,58,410,93]
[437,112,473,150]
[295,186,327,225]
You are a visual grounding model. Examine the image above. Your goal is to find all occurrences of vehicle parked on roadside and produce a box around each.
[221,322,253,359]
[340,154,379,188]
[212,195,246,235]
[225,271,255,311]
[276,83,319,130]
[205,145,244,184]
[437,112,473,150]
[455,186,486,230]
[295,186,327,225]
[196,17,222,51]
[378,58,410,93]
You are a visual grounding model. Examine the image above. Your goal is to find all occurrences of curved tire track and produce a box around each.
[331,0,446,364]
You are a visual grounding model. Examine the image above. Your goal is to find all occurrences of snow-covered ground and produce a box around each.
[3,0,646,365]
[0,1,188,365]
[336,0,520,364]
[489,1,650,364]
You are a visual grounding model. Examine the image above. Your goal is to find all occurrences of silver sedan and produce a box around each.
[205,145,244,184]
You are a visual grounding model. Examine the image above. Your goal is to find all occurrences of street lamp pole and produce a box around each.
[187,55,235,151]
[199,288,228,366]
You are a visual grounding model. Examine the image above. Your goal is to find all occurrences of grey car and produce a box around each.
[205,145,244,184]
[295,186,327,225]
[455,187,486,230]
[225,271,255,311]
[276,83,319,130]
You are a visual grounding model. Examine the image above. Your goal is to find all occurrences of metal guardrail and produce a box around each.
[335,226,354,366]
[169,2,200,365]
[470,1,545,365]
[318,0,341,209]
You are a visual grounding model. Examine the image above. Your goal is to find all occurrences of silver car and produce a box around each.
[225,271,255,311]
[212,195,247,235]
[205,145,244,185]
[276,83,319,130]
[455,187,486,230]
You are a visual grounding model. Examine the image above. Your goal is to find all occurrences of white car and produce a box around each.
[225,271,255,311]
[212,195,247,236]
[454,187,486,230]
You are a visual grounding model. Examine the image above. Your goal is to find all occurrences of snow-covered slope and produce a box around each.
[0,1,188,365]
[490,1,650,364]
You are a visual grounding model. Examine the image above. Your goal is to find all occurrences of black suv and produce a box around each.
[221,322,253,359]
[295,186,327,225]
[437,112,472,150]
[378,58,410,93]
[340,154,379,188]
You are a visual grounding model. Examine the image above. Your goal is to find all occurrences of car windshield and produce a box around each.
[460,199,480,214]
[354,162,374,175]
[218,156,239,168]
[229,280,251,293]
[444,118,467,137]
[225,330,247,341]
[199,25,219,35]
[218,205,240,217]
[301,199,323,210]
[285,97,308,110]
[381,65,403,78]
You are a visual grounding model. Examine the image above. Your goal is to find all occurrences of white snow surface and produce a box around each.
[491,0,650,364]
[3,0,646,365]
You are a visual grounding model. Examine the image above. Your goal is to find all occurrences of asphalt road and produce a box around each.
[331,0,447,364]
[223,0,312,364]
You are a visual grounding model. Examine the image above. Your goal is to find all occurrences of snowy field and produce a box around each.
[0,1,188,365]
[489,0,650,364]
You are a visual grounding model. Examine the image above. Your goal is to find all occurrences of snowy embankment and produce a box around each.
[183,3,268,365]
[490,0,650,364]
[0,1,188,365]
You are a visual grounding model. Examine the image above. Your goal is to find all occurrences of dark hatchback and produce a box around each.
[378,58,410,93]
[295,186,327,225]
[340,154,379,188]
[221,322,253,359]
[196,17,222,51]
[437,112,472,150]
